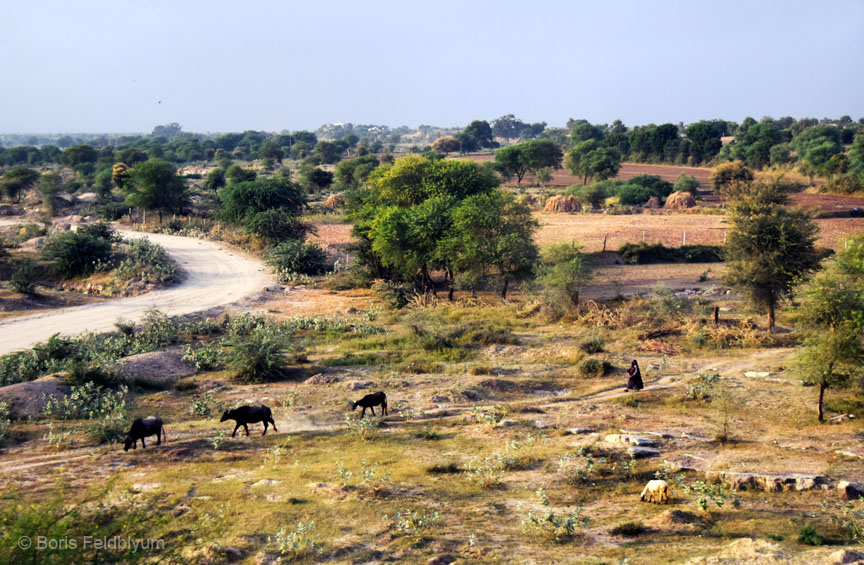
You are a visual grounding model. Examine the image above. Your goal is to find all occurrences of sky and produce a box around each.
[3,0,863,134]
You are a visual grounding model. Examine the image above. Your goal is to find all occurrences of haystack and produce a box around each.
[664,191,696,210]
[324,194,344,209]
[644,196,661,209]
[519,194,539,210]
[544,195,581,213]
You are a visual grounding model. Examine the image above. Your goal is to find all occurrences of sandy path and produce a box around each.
[0,231,274,354]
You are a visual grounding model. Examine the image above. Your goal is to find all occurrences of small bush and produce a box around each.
[426,463,462,475]
[266,239,328,278]
[42,224,114,278]
[269,521,319,560]
[0,401,10,448]
[371,279,413,309]
[470,365,494,376]
[189,391,218,418]
[95,201,128,221]
[619,242,723,264]
[384,507,440,540]
[578,332,605,353]
[610,521,646,537]
[797,525,823,546]
[10,259,37,295]
[520,488,588,543]
[578,358,610,378]
[227,330,291,383]
[617,184,654,206]
[112,237,178,285]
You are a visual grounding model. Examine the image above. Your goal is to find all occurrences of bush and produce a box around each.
[797,525,823,546]
[95,201,128,221]
[629,174,674,198]
[246,208,309,244]
[578,358,610,378]
[113,237,178,285]
[617,184,654,206]
[266,239,328,278]
[226,327,295,383]
[10,259,37,295]
[674,174,701,196]
[610,521,646,537]
[520,488,588,543]
[578,332,605,353]
[371,279,413,309]
[619,242,723,265]
[569,183,607,210]
[0,401,10,447]
[42,223,114,278]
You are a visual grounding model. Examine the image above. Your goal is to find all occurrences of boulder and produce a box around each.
[18,236,45,252]
[629,446,660,459]
[346,380,372,391]
[605,433,657,447]
[837,480,864,500]
[0,376,69,420]
[110,348,196,388]
[76,192,100,203]
[303,373,339,385]
[706,470,828,492]
[826,549,864,564]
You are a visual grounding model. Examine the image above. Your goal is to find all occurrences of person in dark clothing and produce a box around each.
[626,359,644,391]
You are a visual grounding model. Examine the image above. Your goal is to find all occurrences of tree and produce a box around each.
[539,242,592,311]
[494,140,563,185]
[491,114,525,143]
[203,168,226,192]
[674,174,701,196]
[300,167,334,194]
[724,181,820,332]
[112,163,131,190]
[431,136,461,154]
[710,161,754,195]
[447,190,538,299]
[565,140,621,184]
[849,134,864,183]
[793,251,864,421]
[124,159,189,222]
[335,155,379,189]
[225,164,257,184]
[37,172,64,216]
[218,177,306,226]
[1,166,40,202]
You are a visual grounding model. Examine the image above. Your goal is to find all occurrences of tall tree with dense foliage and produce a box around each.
[723,179,820,332]
[793,237,864,421]
[494,139,563,185]
[0,166,40,202]
[565,140,621,184]
[710,161,754,195]
[446,190,538,299]
[124,159,189,222]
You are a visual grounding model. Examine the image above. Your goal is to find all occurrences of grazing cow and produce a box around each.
[124,417,166,451]
[640,479,669,504]
[352,391,388,417]
[220,405,277,437]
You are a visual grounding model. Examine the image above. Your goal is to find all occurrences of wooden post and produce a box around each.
[642,230,646,243]
[723,230,727,244]
[682,231,687,246]
[602,233,608,252]
[713,306,720,326]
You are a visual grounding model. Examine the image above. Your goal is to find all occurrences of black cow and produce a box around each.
[220,405,277,437]
[352,391,388,417]
[124,417,166,451]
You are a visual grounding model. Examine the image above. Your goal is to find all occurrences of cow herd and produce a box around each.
[122,392,389,451]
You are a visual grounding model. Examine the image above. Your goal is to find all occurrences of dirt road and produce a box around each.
[0,231,273,354]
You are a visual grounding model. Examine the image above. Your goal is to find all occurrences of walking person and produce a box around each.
[626,359,644,391]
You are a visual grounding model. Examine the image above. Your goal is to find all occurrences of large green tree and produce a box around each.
[124,159,189,222]
[793,240,864,421]
[723,180,820,332]
[0,166,40,202]
[565,140,621,184]
[494,139,563,185]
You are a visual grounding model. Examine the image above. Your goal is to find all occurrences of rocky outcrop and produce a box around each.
[605,433,658,447]
[0,376,69,420]
[705,470,828,492]
[110,348,195,388]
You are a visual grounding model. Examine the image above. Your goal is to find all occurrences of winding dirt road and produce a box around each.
[0,231,273,354]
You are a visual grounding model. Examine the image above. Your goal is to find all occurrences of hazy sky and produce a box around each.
[3,0,863,133]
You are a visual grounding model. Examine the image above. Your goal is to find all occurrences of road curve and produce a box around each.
[0,231,274,354]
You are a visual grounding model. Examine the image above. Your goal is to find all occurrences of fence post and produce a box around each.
[642,230,646,243]
[682,231,687,246]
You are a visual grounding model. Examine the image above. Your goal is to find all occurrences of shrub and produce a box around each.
[270,521,319,560]
[466,456,506,488]
[42,224,114,278]
[10,259,37,295]
[0,401,10,447]
[578,358,610,378]
[226,328,293,383]
[371,279,413,309]
[617,184,654,206]
[112,238,178,285]
[674,174,701,196]
[797,525,823,546]
[189,391,218,418]
[95,200,128,221]
[578,332,605,353]
[345,414,380,440]
[619,242,723,264]
[520,488,588,543]
[629,174,674,198]
[610,522,646,537]
[384,507,440,540]
[246,208,309,244]
[266,239,328,278]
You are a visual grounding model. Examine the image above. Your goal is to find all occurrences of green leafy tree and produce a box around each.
[1,166,40,202]
[724,181,820,332]
[218,177,307,244]
[124,159,189,222]
[491,114,525,143]
[495,140,563,185]
[203,168,226,192]
[335,155,379,189]
[300,166,334,194]
[793,258,864,421]
[674,174,701,196]
[37,172,64,216]
[710,161,754,195]
[849,134,864,183]
[565,140,621,184]
[447,190,538,299]
[112,163,131,190]
[539,242,592,311]
[225,164,257,184]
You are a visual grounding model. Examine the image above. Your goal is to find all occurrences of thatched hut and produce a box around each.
[544,195,582,213]
[664,191,697,210]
